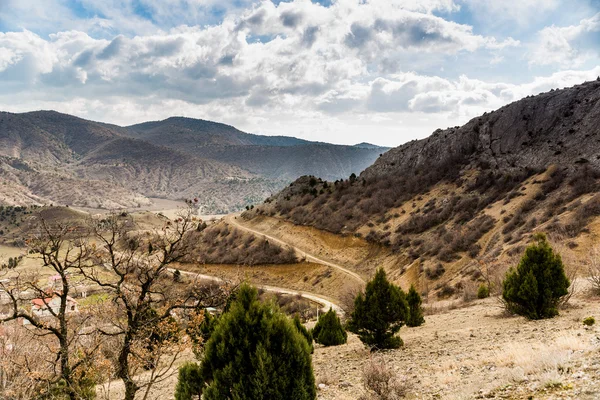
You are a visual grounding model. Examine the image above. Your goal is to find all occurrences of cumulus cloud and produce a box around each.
[530,12,600,67]
[316,67,600,119]
[0,0,597,146]
[0,0,517,103]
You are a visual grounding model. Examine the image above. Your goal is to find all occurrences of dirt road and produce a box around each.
[170,268,344,316]
[224,215,365,284]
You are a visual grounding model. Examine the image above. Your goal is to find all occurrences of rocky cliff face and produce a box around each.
[364,79,600,180]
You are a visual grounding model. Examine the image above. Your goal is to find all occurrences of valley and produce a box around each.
[3,2,600,399]
[1,80,600,400]
[0,112,386,214]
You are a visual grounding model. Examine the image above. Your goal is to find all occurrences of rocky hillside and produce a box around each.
[248,79,600,290]
[0,111,385,213]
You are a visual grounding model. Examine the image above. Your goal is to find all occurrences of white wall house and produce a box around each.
[31,294,79,318]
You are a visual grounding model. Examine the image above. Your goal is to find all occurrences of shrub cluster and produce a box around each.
[268,153,470,236]
[477,284,490,299]
[562,194,600,237]
[185,222,298,265]
[583,316,595,326]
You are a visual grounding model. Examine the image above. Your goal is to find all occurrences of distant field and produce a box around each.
[71,198,226,221]
[71,197,186,215]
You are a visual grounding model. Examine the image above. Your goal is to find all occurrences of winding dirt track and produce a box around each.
[170,213,368,316]
[224,215,365,284]
[170,268,344,316]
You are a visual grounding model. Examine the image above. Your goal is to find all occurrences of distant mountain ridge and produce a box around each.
[353,142,384,149]
[125,117,389,181]
[0,111,387,212]
[127,117,314,147]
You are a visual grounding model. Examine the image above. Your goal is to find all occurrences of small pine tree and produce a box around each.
[312,308,346,346]
[293,314,314,353]
[174,363,202,400]
[348,269,409,350]
[406,285,425,327]
[173,269,181,282]
[477,284,490,299]
[195,284,316,400]
[502,234,570,319]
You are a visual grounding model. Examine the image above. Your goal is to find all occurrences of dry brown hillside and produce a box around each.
[0,110,385,213]
[183,220,299,265]
[245,79,600,296]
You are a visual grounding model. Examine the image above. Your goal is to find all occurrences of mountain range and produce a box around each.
[0,111,386,213]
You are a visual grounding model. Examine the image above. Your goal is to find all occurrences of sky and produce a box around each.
[0,0,599,146]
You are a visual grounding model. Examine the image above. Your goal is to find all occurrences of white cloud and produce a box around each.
[465,0,561,28]
[530,12,600,67]
[0,1,517,104]
[0,0,597,146]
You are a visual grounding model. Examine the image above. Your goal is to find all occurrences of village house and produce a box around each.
[30,293,79,319]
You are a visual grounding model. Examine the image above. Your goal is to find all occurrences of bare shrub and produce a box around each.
[460,280,478,302]
[541,167,566,195]
[587,247,600,295]
[561,194,600,237]
[425,263,445,280]
[437,283,456,298]
[359,357,408,400]
[473,259,506,295]
[339,282,365,314]
[559,263,579,309]
[568,165,600,199]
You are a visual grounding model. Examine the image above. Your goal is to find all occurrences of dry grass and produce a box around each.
[358,357,408,400]
[492,334,591,390]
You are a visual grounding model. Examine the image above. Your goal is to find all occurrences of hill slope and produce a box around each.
[125,117,387,181]
[247,79,600,292]
[127,117,312,147]
[0,112,385,212]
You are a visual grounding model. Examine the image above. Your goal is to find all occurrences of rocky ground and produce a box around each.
[313,290,600,400]
[96,286,599,400]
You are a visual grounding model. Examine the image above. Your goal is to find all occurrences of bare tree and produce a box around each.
[550,239,579,309]
[474,260,493,293]
[80,207,230,400]
[339,281,365,315]
[0,219,100,400]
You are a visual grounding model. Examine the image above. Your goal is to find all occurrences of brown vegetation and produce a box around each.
[184,221,298,265]
[0,206,231,400]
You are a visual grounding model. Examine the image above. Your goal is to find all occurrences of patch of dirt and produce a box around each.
[234,214,398,280]
[313,294,600,400]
